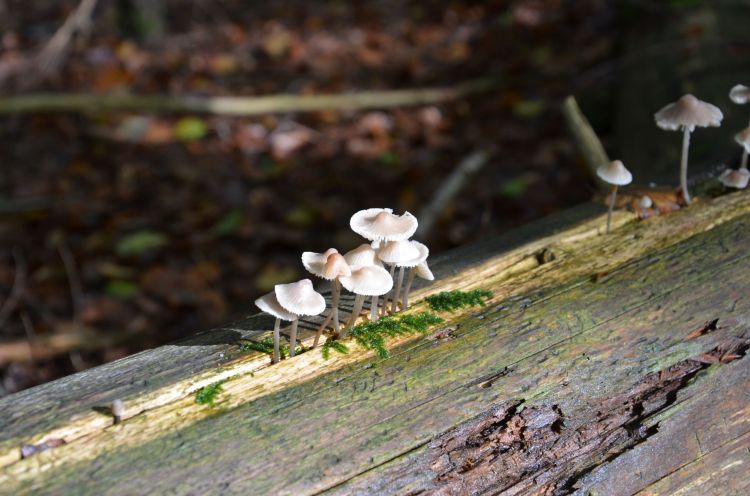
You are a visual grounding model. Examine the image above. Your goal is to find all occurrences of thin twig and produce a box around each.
[417,151,488,237]
[0,0,99,90]
[57,241,84,317]
[561,95,610,193]
[33,0,98,80]
[0,248,26,331]
[0,78,499,116]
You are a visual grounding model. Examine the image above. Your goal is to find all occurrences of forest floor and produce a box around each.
[0,0,622,393]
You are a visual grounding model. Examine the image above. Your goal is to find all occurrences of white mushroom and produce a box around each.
[730,84,750,105]
[339,265,393,334]
[401,260,434,310]
[301,248,351,348]
[734,128,750,169]
[111,399,125,425]
[343,244,384,321]
[254,291,298,363]
[718,168,750,190]
[596,160,633,234]
[350,208,418,248]
[654,94,723,204]
[377,240,429,313]
[274,279,326,357]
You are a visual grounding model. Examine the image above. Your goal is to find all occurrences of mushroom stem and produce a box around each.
[391,266,405,313]
[370,295,379,321]
[402,268,417,310]
[332,280,341,335]
[288,319,299,357]
[742,149,748,169]
[272,318,281,363]
[344,294,365,334]
[382,264,396,315]
[313,281,341,348]
[606,184,618,234]
[680,127,692,205]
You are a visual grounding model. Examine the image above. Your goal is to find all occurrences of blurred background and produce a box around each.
[1,0,749,394]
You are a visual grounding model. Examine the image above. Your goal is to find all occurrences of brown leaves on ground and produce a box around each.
[0,0,616,393]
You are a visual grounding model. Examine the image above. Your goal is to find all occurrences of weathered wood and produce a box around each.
[1,190,750,495]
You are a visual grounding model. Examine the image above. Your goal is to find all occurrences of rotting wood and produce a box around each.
[1,190,750,494]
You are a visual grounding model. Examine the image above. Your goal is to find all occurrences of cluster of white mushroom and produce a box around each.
[254,208,434,363]
[595,86,750,234]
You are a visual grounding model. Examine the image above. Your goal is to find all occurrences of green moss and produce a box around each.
[424,289,493,312]
[347,311,444,359]
[195,380,227,406]
[321,338,349,360]
[238,338,306,359]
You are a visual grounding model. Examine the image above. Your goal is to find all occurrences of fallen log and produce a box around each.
[1,190,749,495]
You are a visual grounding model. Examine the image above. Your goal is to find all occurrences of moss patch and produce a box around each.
[195,380,227,406]
[321,339,349,360]
[347,311,444,359]
[424,289,493,312]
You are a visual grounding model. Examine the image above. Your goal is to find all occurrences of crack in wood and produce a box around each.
[415,335,750,496]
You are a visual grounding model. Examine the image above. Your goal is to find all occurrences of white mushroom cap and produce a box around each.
[735,128,750,153]
[718,168,750,189]
[255,291,298,321]
[639,195,654,209]
[274,279,326,316]
[339,265,393,296]
[302,249,351,280]
[415,261,434,281]
[378,240,429,268]
[350,208,418,242]
[730,84,750,105]
[596,160,633,186]
[654,94,723,132]
[343,243,383,267]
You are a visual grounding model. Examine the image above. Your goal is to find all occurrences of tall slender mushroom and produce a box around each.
[654,94,723,205]
[301,248,351,347]
[377,240,429,313]
[401,260,434,310]
[339,265,393,334]
[274,279,326,357]
[734,128,750,170]
[343,243,384,321]
[596,160,633,234]
[718,168,750,190]
[254,291,299,363]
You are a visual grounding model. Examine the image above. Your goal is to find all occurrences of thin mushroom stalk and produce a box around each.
[288,319,299,357]
[680,127,692,205]
[382,264,396,314]
[344,294,365,334]
[272,318,281,363]
[401,268,417,310]
[391,266,405,313]
[370,295,379,321]
[313,280,341,348]
[606,184,618,234]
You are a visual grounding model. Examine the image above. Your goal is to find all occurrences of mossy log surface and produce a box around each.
[2,192,750,495]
